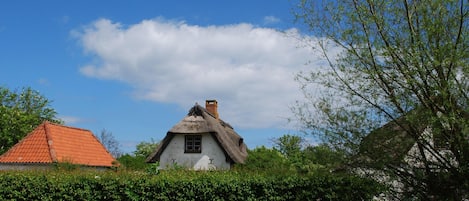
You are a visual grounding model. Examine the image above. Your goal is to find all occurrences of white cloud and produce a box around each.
[74,18,328,129]
[263,16,281,24]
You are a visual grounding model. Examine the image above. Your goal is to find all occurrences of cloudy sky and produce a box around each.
[0,1,325,153]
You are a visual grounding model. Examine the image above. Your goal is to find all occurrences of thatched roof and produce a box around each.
[146,103,248,164]
[356,117,419,167]
[355,108,434,167]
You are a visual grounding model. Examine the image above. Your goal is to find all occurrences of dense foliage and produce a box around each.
[236,135,346,175]
[117,139,160,171]
[134,138,159,158]
[293,0,468,199]
[0,170,383,200]
[0,86,61,154]
[117,154,149,171]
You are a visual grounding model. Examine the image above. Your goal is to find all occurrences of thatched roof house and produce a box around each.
[355,107,457,168]
[147,100,247,170]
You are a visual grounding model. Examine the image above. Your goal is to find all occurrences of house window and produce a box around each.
[185,135,202,153]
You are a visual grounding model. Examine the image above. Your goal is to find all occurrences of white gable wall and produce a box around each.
[159,133,231,170]
[404,127,458,169]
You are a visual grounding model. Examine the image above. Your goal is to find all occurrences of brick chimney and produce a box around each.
[205,100,219,119]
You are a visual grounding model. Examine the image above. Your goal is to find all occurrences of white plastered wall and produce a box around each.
[159,133,231,170]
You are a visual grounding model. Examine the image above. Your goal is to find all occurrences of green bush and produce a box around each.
[0,170,383,200]
[117,154,148,171]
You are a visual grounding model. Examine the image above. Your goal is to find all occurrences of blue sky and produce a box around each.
[0,1,326,153]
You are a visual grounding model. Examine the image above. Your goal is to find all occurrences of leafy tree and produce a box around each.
[238,135,348,175]
[271,134,308,172]
[134,138,159,158]
[292,0,468,199]
[273,135,346,173]
[236,146,289,172]
[272,134,304,159]
[117,139,159,171]
[302,144,346,168]
[0,86,61,154]
[98,129,123,158]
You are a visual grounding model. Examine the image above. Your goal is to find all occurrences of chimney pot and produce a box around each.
[205,100,219,119]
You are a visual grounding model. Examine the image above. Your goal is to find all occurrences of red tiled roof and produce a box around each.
[0,122,116,167]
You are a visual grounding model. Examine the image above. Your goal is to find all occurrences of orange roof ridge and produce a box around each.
[43,122,57,162]
[43,121,93,132]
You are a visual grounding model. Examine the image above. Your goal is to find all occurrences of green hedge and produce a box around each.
[0,170,383,200]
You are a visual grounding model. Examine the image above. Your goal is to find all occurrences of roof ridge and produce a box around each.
[43,121,116,164]
[43,121,93,132]
[188,104,204,116]
[190,104,224,122]
[43,122,57,162]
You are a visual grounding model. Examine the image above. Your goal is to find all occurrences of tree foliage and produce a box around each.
[238,135,346,174]
[272,134,304,159]
[117,139,159,170]
[0,86,61,154]
[238,145,289,171]
[302,144,346,168]
[117,154,148,170]
[293,0,468,199]
[134,138,159,158]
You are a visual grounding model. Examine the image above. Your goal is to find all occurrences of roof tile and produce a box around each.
[0,122,116,167]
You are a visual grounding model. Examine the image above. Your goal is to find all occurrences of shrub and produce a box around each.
[0,170,384,200]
